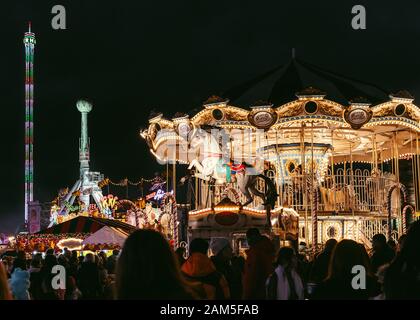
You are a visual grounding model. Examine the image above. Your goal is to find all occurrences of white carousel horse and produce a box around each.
[187,129,226,183]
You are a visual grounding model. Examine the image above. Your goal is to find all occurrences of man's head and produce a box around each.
[246,228,261,247]
[276,247,296,269]
[324,238,338,253]
[210,238,232,260]
[84,253,95,263]
[372,234,387,251]
[189,238,209,255]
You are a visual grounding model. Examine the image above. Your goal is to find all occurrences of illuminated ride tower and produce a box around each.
[55,100,106,221]
[23,22,35,225]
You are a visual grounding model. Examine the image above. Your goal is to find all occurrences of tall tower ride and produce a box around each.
[23,22,36,224]
[51,100,106,224]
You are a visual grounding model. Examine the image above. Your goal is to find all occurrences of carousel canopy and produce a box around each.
[37,216,137,235]
[224,57,389,106]
[142,58,420,170]
[82,226,129,247]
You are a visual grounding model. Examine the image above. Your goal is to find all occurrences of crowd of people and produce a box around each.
[1,220,419,300]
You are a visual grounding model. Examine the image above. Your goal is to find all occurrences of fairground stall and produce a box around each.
[141,58,420,253]
[16,216,136,254]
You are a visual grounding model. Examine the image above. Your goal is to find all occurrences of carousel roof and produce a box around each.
[142,58,420,165]
[37,216,137,235]
[224,58,389,106]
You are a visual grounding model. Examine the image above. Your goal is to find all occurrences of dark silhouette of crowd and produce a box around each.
[1,220,420,300]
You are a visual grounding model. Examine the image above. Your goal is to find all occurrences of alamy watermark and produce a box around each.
[351,265,367,290]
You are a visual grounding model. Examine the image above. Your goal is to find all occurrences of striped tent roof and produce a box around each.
[224,58,389,106]
[36,216,137,235]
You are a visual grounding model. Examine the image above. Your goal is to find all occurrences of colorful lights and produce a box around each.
[24,22,36,225]
[56,238,84,251]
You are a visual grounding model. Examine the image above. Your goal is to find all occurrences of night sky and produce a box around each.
[2,0,420,233]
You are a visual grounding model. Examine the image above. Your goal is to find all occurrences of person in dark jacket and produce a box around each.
[309,238,337,284]
[77,253,102,299]
[242,228,275,300]
[370,234,395,274]
[116,230,193,299]
[312,240,380,300]
[28,254,43,300]
[39,255,62,300]
[182,238,230,300]
[210,238,242,299]
[106,250,119,275]
[384,220,420,299]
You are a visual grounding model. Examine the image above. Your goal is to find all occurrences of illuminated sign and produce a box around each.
[145,189,173,201]
[101,194,118,215]
[57,238,83,251]
[248,107,277,130]
[154,189,166,200]
[344,106,372,129]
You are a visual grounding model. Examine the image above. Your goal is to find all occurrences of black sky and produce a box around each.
[2,0,420,233]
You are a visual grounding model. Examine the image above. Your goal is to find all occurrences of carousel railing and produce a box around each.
[358,219,399,250]
[277,169,396,213]
[195,169,397,214]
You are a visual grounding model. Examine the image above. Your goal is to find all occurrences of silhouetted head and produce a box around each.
[398,220,420,269]
[324,238,338,253]
[116,229,190,299]
[387,239,396,251]
[31,253,42,268]
[42,254,58,273]
[372,234,387,252]
[84,253,95,263]
[210,238,232,260]
[246,228,261,247]
[12,258,27,272]
[327,239,372,280]
[276,247,296,269]
[189,238,209,255]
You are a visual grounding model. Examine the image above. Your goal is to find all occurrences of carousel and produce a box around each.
[141,58,420,253]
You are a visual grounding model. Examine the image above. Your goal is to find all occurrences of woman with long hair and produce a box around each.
[116,229,193,300]
[0,262,12,300]
[312,239,380,299]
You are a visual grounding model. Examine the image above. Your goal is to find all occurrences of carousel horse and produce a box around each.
[187,128,226,183]
[230,161,266,206]
[258,174,278,207]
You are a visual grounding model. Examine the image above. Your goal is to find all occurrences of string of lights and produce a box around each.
[106,177,157,187]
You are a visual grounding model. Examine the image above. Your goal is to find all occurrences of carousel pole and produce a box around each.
[394,133,401,235]
[172,161,176,198]
[416,132,420,217]
[373,134,379,213]
[410,131,417,214]
[166,162,169,192]
[195,176,198,209]
[275,130,281,207]
[331,129,336,211]
[301,123,308,243]
[311,123,317,253]
[350,141,354,218]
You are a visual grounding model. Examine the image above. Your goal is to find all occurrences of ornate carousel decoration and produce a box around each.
[141,58,420,253]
